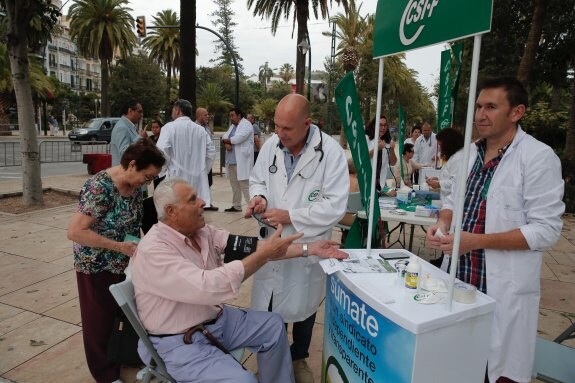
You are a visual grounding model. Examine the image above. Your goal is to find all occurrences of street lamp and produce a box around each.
[298,36,312,101]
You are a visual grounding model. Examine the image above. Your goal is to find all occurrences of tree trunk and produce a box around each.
[180,1,196,108]
[166,60,172,117]
[101,58,110,117]
[517,0,548,85]
[295,1,309,96]
[565,57,575,164]
[5,0,43,206]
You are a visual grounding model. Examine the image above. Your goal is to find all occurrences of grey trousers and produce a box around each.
[139,305,295,383]
[228,164,250,209]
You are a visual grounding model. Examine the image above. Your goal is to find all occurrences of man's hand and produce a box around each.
[259,225,304,261]
[426,224,449,249]
[139,126,148,138]
[245,196,267,218]
[224,143,232,151]
[262,208,291,226]
[309,240,348,259]
[118,241,138,257]
[426,176,440,189]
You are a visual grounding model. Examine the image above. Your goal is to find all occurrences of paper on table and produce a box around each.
[319,252,395,274]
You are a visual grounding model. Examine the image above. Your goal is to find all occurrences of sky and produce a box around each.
[62,0,447,93]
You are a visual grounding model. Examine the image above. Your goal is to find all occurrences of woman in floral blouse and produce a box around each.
[68,139,165,383]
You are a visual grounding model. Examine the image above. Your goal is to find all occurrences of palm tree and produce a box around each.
[327,0,366,73]
[68,0,137,117]
[197,82,233,120]
[255,97,277,131]
[258,61,274,89]
[143,9,180,114]
[248,0,349,95]
[278,63,294,84]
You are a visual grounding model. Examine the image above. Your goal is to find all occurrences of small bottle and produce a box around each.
[405,255,421,290]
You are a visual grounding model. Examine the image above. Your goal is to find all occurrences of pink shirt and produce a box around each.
[131,222,245,334]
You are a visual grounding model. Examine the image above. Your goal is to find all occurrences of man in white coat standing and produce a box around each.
[156,99,216,209]
[246,94,349,383]
[222,108,254,212]
[427,77,564,383]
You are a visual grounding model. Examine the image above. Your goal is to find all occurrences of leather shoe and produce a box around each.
[224,207,242,212]
[204,206,219,211]
[293,359,314,383]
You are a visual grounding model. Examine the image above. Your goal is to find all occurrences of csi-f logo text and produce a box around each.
[400,0,440,46]
[308,189,320,202]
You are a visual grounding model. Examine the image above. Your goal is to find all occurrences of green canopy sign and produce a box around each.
[373,0,493,58]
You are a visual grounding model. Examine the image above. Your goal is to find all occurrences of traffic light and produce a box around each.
[136,16,146,38]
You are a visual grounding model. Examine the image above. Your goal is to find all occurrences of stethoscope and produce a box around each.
[269,130,325,174]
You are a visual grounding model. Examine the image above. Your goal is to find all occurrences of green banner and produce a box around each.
[335,72,382,248]
[438,49,453,130]
[451,42,464,118]
[398,105,406,184]
[373,0,493,58]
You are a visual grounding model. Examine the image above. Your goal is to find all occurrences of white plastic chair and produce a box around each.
[109,280,176,383]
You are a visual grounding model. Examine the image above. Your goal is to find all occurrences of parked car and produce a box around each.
[68,117,121,143]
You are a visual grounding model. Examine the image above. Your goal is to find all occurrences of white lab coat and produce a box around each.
[223,117,254,181]
[156,116,215,206]
[249,129,349,322]
[443,127,564,382]
[414,132,438,165]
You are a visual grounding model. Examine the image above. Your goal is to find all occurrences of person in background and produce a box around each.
[67,139,165,383]
[150,120,162,144]
[195,107,218,211]
[111,99,148,166]
[247,114,262,163]
[48,114,59,136]
[425,127,465,201]
[156,100,217,211]
[364,115,397,191]
[413,122,439,181]
[393,143,430,187]
[427,77,564,383]
[222,108,254,213]
[247,94,349,383]
[132,178,347,383]
[405,124,422,146]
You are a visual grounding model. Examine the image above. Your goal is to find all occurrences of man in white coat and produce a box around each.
[222,108,254,212]
[427,77,564,383]
[156,99,216,209]
[246,94,349,383]
[413,121,438,167]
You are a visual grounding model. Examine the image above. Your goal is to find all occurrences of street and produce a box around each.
[0,162,87,182]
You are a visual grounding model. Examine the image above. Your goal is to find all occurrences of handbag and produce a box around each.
[107,310,143,366]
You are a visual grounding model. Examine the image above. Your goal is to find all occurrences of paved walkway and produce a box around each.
[0,171,573,382]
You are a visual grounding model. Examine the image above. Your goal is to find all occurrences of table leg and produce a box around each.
[408,224,415,252]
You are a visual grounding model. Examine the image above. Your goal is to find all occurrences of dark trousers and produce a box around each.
[76,271,125,383]
[269,295,316,360]
[208,169,213,187]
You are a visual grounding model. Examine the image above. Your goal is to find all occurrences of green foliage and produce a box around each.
[267,81,291,101]
[108,54,165,118]
[197,82,233,118]
[254,97,276,130]
[278,63,294,84]
[209,0,243,72]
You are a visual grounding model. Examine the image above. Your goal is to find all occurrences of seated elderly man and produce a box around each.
[131,178,347,383]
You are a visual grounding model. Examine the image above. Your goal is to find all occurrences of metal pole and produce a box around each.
[307,34,312,102]
[446,34,483,311]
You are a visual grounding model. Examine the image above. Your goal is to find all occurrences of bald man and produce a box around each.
[246,94,349,383]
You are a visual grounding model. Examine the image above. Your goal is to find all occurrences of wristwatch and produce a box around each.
[302,243,309,257]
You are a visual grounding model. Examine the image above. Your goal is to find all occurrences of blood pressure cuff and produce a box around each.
[224,235,258,263]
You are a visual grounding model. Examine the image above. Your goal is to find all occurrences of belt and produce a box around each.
[149,310,224,339]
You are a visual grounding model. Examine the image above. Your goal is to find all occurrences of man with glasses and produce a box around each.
[245,94,349,383]
[111,99,147,166]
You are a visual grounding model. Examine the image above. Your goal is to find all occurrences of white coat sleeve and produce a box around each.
[519,146,565,250]
[249,137,274,198]
[205,130,216,172]
[229,120,252,144]
[289,140,350,237]
[156,125,172,170]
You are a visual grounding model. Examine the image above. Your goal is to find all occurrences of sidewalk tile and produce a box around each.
[0,253,70,296]
[0,221,51,241]
[540,262,558,281]
[0,227,71,262]
[43,297,81,325]
[0,270,77,313]
[3,332,91,383]
[547,263,575,283]
[0,304,42,337]
[540,279,575,313]
[0,316,80,374]
[537,308,575,348]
